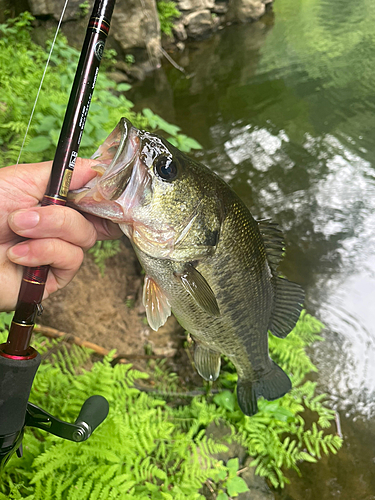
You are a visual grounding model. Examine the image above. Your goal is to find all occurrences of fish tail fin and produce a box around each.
[237,363,291,416]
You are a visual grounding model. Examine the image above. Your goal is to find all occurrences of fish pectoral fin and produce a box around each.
[142,275,171,331]
[174,263,220,317]
[269,277,305,338]
[237,362,291,416]
[194,343,221,381]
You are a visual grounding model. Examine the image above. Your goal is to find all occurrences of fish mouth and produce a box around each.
[68,118,146,222]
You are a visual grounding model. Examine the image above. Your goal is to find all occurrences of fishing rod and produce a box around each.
[0,0,116,472]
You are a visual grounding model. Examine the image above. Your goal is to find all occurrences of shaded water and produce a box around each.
[129,0,375,497]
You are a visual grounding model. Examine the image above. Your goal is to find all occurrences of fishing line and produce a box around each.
[16,0,69,167]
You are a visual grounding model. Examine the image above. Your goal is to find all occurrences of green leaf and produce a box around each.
[117,83,132,92]
[215,469,228,481]
[299,451,318,463]
[24,135,51,152]
[226,458,239,477]
[179,135,202,150]
[166,137,178,147]
[156,118,180,136]
[213,390,236,412]
[35,115,58,133]
[227,476,249,497]
[217,492,229,500]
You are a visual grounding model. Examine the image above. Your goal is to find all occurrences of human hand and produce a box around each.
[0,159,123,312]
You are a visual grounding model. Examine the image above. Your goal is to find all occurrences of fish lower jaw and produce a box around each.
[72,194,131,223]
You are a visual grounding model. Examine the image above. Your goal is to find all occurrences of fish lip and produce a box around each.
[96,118,140,201]
[68,118,140,206]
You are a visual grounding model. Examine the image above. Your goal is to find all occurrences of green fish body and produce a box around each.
[69,118,304,416]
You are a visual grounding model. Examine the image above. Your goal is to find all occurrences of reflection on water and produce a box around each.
[128,0,375,496]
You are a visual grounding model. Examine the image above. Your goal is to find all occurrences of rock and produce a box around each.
[183,9,216,39]
[205,422,248,465]
[115,60,132,73]
[212,1,229,15]
[178,0,215,11]
[173,21,188,41]
[111,0,161,68]
[106,71,131,84]
[238,457,275,500]
[28,0,84,21]
[226,0,266,22]
[205,423,275,500]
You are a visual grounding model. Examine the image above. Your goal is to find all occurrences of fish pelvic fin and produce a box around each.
[194,343,221,381]
[269,277,305,338]
[143,275,171,331]
[174,263,220,317]
[237,362,291,416]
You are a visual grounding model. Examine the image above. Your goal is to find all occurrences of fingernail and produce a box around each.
[10,210,40,230]
[8,243,29,259]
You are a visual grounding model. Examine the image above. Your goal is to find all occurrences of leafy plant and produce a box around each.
[0,326,227,500]
[214,458,249,499]
[0,13,201,169]
[157,1,181,37]
[79,1,90,17]
[0,308,342,497]
[88,240,122,275]
[125,54,135,66]
[210,311,342,488]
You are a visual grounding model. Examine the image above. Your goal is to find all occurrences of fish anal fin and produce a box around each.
[236,379,258,416]
[269,277,304,338]
[174,263,220,317]
[237,362,292,416]
[194,343,221,381]
[143,275,171,331]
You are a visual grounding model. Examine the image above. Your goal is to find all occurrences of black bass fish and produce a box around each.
[69,118,304,416]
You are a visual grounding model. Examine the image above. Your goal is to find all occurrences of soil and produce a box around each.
[39,236,202,387]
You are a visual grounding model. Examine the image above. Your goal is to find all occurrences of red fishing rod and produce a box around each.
[0,0,116,471]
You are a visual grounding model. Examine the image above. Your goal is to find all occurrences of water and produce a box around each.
[128,0,375,497]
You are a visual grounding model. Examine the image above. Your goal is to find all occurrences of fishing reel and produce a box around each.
[0,343,109,472]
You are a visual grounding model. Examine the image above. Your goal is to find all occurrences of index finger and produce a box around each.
[70,157,98,191]
[8,157,98,203]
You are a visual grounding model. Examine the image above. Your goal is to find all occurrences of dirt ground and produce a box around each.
[39,237,202,387]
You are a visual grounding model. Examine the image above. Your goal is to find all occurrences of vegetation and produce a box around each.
[0,12,200,169]
[157,1,181,38]
[88,240,122,275]
[0,310,342,498]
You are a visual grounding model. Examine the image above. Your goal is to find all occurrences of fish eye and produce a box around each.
[154,155,178,182]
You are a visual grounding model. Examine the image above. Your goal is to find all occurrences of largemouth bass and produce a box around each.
[69,118,304,416]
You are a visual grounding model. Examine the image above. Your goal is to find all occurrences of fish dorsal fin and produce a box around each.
[143,275,171,331]
[258,221,304,338]
[194,342,221,381]
[269,277,304,338]
[174,263,220,317]
[257,219,285,275]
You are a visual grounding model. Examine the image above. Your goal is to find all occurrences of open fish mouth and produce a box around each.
[68,118,146,222]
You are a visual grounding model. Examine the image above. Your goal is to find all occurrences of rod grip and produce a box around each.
[0,349,41,436]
